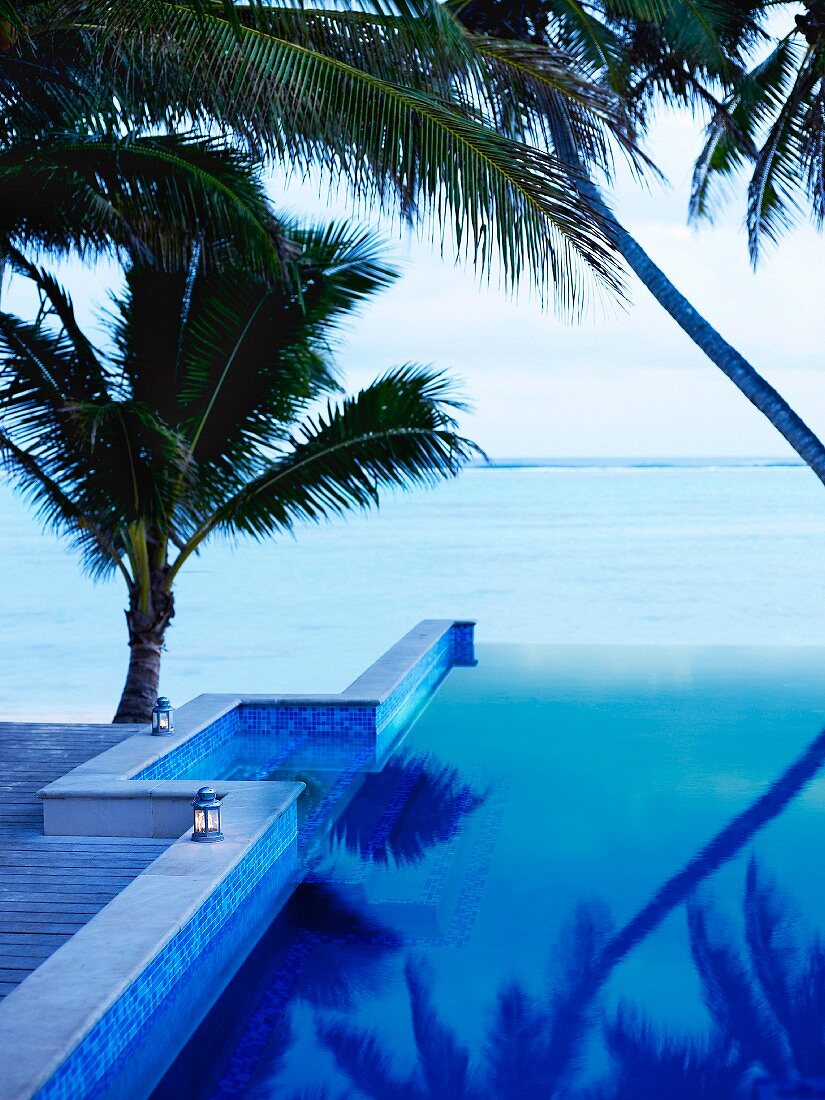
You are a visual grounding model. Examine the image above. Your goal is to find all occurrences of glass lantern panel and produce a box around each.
[194,809,206,833]
[207,808,220,832]
[158,713,169,730]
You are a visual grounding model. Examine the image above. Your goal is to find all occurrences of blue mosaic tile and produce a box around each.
[38,807,298,1100]
[239,702,376,746]
[131,623,475,786]
[451,622,477,666]
[133,708,241,782]
[41,624,477,1097]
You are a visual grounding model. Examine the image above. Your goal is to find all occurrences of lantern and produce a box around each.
[151,696,174,736]
[192,786,223,842]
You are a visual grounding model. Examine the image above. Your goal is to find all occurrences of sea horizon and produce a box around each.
[2,462,824,722]
[472,455,806,468]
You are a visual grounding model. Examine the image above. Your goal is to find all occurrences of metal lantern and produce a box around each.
[151,696,174,736]
[192,786,223,842]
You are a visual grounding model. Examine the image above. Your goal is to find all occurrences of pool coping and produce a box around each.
[0,780,302,1100]
[37,619,474,837]
[0,618,475,1097]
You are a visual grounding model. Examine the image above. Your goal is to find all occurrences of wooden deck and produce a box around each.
[0,723,171,1000]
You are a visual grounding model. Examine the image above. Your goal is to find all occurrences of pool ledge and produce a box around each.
[38,619,475,836]
[0,780,302,1100]
[8,619,474,1096]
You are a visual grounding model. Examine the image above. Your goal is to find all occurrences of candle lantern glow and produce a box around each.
[151,696,174,736]
[192,786,223,842]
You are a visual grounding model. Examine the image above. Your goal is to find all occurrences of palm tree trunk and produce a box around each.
[556,126,825,485]
[607,212,825,486]
[114,635,163,724]
[113,575,175,724]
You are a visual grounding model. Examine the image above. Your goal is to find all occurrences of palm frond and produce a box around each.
[69,0,624,309]
[746,48,820,261]
[545,0,625,82]
[599,1005,748,1098]
[0,132,289,272]
[543,900,613,1086]
[0,1,23,36]
[0,425,130,580]
[485,982,551,1098]
[4,247,106,386]
[470,35,649,179]
[190,366,477,544]
[110,220,396,493]
[688,32,825,263]
[687,898,792,1077]
[743,859,796,1038]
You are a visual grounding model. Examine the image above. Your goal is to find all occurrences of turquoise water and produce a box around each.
[3,463,825,721]
[156,643,825,1098]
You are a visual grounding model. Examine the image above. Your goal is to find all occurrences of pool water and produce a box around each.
[157,644,825,1098]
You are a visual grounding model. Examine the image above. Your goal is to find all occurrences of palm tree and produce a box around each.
[313,861,825,1098]
[10,2,824,481]
[0,0,629,311]
[0,207,478,721]
[690,7,825,267]
[453,0,825,485]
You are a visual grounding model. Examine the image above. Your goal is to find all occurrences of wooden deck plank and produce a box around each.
[0,943,55,959]
[0,933,74,946]
[0,721,173,1000]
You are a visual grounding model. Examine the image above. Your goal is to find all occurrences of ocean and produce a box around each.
[2,461,824,722]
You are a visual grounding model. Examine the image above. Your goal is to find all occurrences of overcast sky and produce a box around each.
[264,104,825,459]
[7,107,824,459]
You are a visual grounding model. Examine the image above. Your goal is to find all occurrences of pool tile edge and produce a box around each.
[0,782,303,1100]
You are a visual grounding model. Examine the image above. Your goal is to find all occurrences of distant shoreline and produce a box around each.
[470,457,806,470]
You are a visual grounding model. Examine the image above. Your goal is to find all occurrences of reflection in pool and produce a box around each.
[156,644,825,1098]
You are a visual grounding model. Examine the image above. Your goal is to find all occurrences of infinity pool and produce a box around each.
[157,644,825,1098]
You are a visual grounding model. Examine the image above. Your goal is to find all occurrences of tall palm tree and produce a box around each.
[0,0,630,311]
[0,211,478,722]
[453,0,825,484]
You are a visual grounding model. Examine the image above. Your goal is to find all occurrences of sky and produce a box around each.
[5,107,824,459]
[270,105,825,459]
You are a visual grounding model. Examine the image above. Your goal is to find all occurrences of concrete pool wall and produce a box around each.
[0,619,474,1099]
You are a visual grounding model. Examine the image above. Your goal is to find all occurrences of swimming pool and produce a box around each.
[156,643,825,1098]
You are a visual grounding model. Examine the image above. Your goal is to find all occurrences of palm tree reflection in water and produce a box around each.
[312,868,825,1099]
[307,727,825,1099]
[181,728,825,1099]
[319,905,611,1100]
[592,860,825,1098]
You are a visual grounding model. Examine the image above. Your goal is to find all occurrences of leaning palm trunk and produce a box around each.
[609,207,825,486]
[547,117,825,482]
[572,158,825,485]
